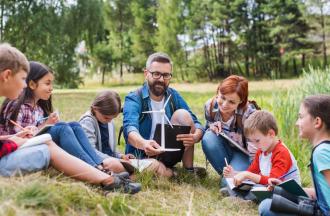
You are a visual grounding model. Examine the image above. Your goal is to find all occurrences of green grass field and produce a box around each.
[0,78,315,216]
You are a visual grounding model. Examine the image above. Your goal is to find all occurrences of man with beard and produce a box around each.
[122,52,205,177]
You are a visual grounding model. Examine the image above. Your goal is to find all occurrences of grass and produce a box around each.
[0,76,319,216]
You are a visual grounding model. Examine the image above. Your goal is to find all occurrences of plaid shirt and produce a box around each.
[204,99,258,158]
[0,101,45,135]
[0,140,18,158]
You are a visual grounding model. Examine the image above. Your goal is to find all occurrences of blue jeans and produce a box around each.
[48,122,103,167]
[0,144,50,176]
[259,199,295,216]
[202,130,250,186]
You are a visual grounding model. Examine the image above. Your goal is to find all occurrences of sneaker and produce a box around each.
[102,176,141,194]
[112,172,130,180]
[219,187,230,197]
[185,167,207,178]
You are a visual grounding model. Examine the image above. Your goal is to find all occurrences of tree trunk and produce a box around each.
[320,5,327,68]
[293,58,298,75]
[244,54,250,77]
[302,53,306,68]
[101,67,105,85]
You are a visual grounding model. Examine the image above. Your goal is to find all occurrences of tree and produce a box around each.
[93,42,113,85]
[130,0,157,72]
[104,0,133,81]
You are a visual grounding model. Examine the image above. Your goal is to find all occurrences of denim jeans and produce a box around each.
[259,199,295,216]
[0,144,50,176]
[202,130,250,187]
[48,122,103,167]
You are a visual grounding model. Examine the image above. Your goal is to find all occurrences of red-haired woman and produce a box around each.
[202,75,258,188]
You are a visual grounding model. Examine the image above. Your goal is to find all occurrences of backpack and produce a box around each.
[117,87,176,145]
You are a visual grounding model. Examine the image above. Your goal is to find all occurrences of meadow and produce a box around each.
[0,68,328,216]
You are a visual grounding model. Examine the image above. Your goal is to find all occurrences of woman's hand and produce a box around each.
[209,121,222,135]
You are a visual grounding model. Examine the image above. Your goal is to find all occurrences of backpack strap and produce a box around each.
[209,96,217,122]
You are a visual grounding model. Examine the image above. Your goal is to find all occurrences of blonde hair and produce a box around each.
[0,43,29,74]
[244,110,278,136]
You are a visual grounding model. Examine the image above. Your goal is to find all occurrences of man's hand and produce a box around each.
[143,140,163,156]
[176,133,198,147]
[8,136,28,147]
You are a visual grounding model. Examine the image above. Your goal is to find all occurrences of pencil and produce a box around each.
[9,120,25,131]
[224,157,229,167]
[278,169,297,180]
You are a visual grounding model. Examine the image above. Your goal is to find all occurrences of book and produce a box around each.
[34,124,53,136]
[226,177,256,191]
[218,132,249,156]
[251,179,308,202]
[20,133,52,149]
[250,187,272,202]
[120,159,154,174]
[153,124,191,150]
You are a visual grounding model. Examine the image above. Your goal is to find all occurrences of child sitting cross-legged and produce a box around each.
[222,110,301,200]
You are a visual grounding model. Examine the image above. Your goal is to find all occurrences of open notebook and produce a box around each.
[251,179,307,202]
[120,159,154,174]
[19,133,52,149]
[225,177,256,191]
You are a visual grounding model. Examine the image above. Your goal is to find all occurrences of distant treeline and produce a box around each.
[0,0,329,87]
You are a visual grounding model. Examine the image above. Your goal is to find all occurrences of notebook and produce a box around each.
[251,179,307,202]
[120,159,154,174]
[19,133,52,149]
[153,124,191,151]
[226,178,256,191]
[218,132,249,156]
[34,124,53,136]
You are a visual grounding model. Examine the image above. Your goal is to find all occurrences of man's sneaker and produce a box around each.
[102,176,141,194]
[219,187,230,197]
[185,167,207,178]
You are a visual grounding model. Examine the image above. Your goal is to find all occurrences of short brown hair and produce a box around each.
[218,75,248,109]
[303,94,330,132]
[92,90,121,116]
[0,43,29,74]
[244,110,278,137]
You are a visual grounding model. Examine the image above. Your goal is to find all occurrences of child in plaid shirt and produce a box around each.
[0,61,130,173]
[0,44,140,193]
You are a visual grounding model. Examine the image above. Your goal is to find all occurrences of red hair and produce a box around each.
[217,75,248,109]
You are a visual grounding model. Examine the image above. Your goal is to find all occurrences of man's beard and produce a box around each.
[148,80,167,97]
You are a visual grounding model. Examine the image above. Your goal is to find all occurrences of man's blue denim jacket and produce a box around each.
[123,82,204,158]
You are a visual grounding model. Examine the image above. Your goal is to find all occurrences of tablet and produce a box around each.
[153,124,191,150]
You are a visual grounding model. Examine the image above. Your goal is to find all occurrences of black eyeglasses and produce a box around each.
[148,70,172,80]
